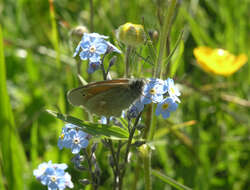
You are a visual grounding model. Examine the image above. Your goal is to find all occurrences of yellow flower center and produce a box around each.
[162,103,169,110]
[149,88,156,95]
[60,133,64,140]
[170,87,175,94]
[50,176,57,182]
[89,45,96,53]
[74,138,80,144]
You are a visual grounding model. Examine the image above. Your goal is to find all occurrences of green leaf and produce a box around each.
[0,24,28,190]
[152,169,192,190]
[46,110,129,138]
[170,40,184,77]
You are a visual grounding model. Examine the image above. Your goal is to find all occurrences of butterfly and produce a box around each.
[67,79,145,117]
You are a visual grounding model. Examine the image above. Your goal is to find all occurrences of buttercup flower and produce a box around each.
[141,78,167,104]
[155,97,178,119]
[33,161,73,190]
[116,22,146,47]
[165,78,181,103]
[193,46,248,76]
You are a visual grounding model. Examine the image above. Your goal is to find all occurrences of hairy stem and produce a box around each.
[119,112,142,189]
[125,46,132,77]
[154,0,177,78]
[89,0,94,32]
[83,149,98,190]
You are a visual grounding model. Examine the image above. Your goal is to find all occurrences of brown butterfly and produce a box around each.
[67,79,145,117]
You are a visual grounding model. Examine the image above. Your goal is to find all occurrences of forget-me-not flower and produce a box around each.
[141,78,167,104]
[74,33,108,62]
[87,61,101,74]
[66,130,89,154]
[33,161,73,190]
[155,97,178,119]
[165,78,181,103]
[58,124,78,150]
[74,33,121,63]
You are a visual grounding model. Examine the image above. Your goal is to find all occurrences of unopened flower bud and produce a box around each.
[148,29,159,43]
[109,56,117,67]
[94,164,101,177]
[91,143,98,153]
[136,124,145,131]
[139,144,150,158]
[116,22,146,47]
[132,141,145,147]
[70,25,89,49]
[79,179,90,185]
[109,155,115,168]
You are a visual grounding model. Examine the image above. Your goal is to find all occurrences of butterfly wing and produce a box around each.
[67,79,144,117]
[67,79,130,106]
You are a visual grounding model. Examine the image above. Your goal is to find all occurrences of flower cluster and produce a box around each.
[128,78,180,119]
[58,124,89,154]
[33,161,73,190]
[74,33,121,74]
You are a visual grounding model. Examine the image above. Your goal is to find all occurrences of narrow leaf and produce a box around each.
[47,110,129,138]
[152,170,192,190]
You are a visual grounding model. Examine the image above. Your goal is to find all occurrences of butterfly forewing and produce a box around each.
[67,79,145,117]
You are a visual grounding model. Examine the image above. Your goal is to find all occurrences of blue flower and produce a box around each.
[33,161,51,184]
[165,78,181,103]
[106,41,122,54]
[127,100,144,118]
[99,116,116,124]
[141,78,166,104]
[74,33,108,62]
[74,33,121,62]
[67,130,89,154]
[58,124,78,150]
[33,161,73,190]
[100,116,108,124]
[155,97,178,119]
[87,61,101,74]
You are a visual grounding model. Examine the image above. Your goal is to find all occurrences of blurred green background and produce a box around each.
[0,0,249,189]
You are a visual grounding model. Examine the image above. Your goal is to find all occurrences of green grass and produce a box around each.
[0,0,249,189]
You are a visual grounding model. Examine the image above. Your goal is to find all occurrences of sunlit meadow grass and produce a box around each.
[0,0,249,189]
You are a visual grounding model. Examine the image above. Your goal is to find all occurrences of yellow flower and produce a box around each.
[193,46,248,76]
[116,22,146,47]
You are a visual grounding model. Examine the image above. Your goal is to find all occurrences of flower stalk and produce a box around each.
[145,1,177,190]
[154,0,177,78]
[125,46,132,77]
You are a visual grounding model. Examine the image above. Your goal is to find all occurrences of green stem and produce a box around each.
[89,0,94,32]
[48,0,61,70]
[147,104,157,141]
[119,113,142,189]
[125,46,132,77]
[144,1,177,190]
[143,145,151,190]
[154,0,177,78]
[83,149,98,190]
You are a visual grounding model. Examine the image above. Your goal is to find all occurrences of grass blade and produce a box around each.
[152,169,192,190]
